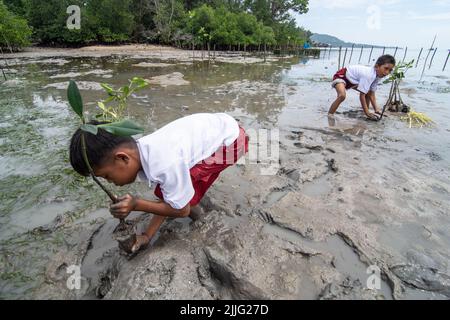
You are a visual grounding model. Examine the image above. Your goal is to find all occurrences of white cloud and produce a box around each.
[310,0,368,9]
[409,11,450,20]
[310,0,401,9]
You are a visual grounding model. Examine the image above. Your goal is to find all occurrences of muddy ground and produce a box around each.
[0,45,449,300]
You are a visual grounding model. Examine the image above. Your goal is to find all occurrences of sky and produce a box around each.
[294,0,450,49]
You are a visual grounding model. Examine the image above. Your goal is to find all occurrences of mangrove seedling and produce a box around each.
[379,60,414,119]
[96,77,149,122]
[67,80,145,231]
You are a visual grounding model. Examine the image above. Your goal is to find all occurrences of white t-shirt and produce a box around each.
[346,65,381,94]
[136,113,240,209]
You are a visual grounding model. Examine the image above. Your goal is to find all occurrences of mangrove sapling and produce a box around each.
[67,79,147,234]
[378,61,434,127]
[96,77,149,122]
[380,60,414,120]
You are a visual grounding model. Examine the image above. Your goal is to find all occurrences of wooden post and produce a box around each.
[342,47,348,67]
[0,46,9,80]
[443,50,450,71]
[415,48,423,67]
[393,46,398,58]
[420,35,437,81]
[402,47,408,62]
[349,44,355,64]
[428,48,438,69]
[382,47,386,55]
[358,46,364,64]
[368,46,374,64]
[0,63,7,81]
[338,46,342,70]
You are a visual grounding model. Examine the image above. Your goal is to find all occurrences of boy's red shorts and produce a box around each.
[333,68,356,90]
[154,126,249,207]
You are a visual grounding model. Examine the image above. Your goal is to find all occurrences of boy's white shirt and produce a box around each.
[136,113,240,209]
[346,65,381,94]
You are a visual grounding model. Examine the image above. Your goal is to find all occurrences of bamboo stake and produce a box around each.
[415,48,423,68]
[338,46,342,70]
[420,35,437,81]
[342,47,348,67]
[368,46,374,64]
[443,51,450,71]
[358,46,364,64]
[349,44,355,64]
[428,48,438,69]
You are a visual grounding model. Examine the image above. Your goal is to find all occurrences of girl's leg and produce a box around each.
[328,83,347,115]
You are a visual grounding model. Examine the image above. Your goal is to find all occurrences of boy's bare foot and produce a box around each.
[189,205,205,221]
[117,233,150,254]
[131,234,150,253]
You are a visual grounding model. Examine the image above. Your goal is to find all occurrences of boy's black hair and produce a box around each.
[69,120,136,176]
[376,54,396,66]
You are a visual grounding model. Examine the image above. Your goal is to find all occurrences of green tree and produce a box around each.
[246,0,309,23]
[187,4,218,54]
[0,0,31,50]
[3,0,28,16]
[152,0,186,44]
[236,11,259,51]
[24,0,95,44]
[87,0,135,43]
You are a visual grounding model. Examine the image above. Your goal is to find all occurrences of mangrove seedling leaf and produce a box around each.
[101,83,115,95]
[80,124,99,135]
[98,120,144,137]
[68,81,84,121]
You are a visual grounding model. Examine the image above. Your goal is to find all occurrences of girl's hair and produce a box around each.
[376,54,396,66]
[69,120,136,176]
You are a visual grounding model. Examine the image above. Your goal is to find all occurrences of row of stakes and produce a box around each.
[329,42,450,74]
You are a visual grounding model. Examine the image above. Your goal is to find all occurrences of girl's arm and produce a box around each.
[359,93,379,120]
[368,91,381,113]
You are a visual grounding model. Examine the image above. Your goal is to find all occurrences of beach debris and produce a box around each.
[400,110,434,128]
[146,72,189,87]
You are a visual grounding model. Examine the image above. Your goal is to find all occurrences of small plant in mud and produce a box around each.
[67,79,147,230]
[382,60,414,113]
[380,60,434,127]
[96,77,149,122]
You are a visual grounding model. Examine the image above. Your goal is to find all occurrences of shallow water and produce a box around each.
[0,48,449,299]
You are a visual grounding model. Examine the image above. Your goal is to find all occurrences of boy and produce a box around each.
[70,113,248,253]
[328,55,395,120]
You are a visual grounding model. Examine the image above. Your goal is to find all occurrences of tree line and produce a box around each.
[0,0,311,52]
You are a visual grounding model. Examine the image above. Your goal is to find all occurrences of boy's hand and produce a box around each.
[110,194,137,219]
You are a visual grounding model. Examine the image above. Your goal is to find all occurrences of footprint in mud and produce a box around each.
[427,152,442,161]
[294,142,323,151]
[286,131,304,141]
[340,110,363,119]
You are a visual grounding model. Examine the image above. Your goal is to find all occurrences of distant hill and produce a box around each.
[311,34,390,48]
